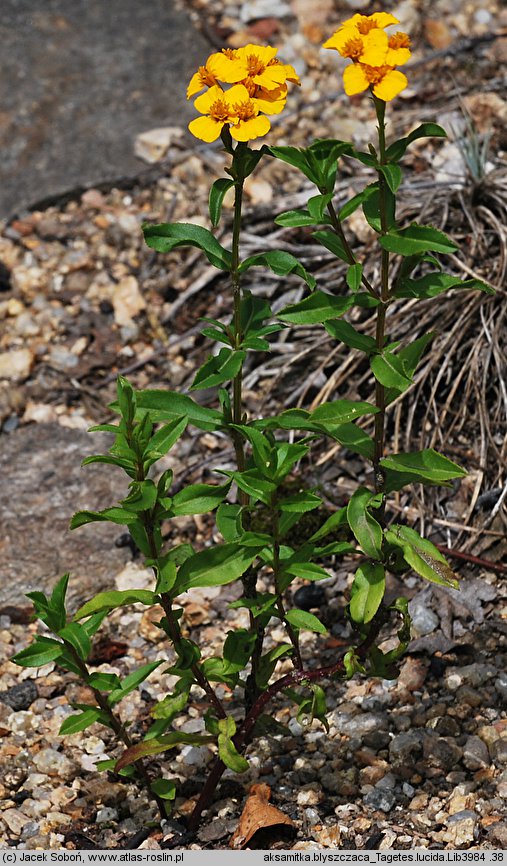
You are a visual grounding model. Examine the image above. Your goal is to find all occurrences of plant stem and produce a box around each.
[372,96,391,503]
[272,505,302,670]
[64,643,168,819]
[231,172,247,484]
[325,200,379,300]
[187,605,391,830]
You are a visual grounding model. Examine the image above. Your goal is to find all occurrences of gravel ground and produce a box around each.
[0,0,506,851]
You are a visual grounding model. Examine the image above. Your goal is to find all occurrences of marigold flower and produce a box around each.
[323,12,399,56]
[186,53,223,99]
[212,44,300,90]
[188,83,276,143]
[343,63,408,101]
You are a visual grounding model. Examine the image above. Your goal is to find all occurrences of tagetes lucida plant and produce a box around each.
[14,16,494,833]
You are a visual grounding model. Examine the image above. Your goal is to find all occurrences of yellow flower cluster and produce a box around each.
[187,45,300,143]
[323,12,411,101]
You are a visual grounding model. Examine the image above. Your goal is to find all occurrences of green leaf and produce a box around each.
[310,399,379,426]
[81,454,135,473]
[12,637,63,668]
[176,543,262,592]
[108,661,162,706]
[143,222,231,270]
[278,290,353,324]
[279,491,322,513]
[152,686,190,722]
[150,778,177,801]
[329,422,375,459]
[216,503,243,542]
[209,178,234,227]
[371,350,412,392]
[223,629,257,674]
[384,333,434,404]
[347,487,383,560]
[325,319,377,353]
[282,560,331,581]
[308,507,348,542]
[122,479,158,513]
[134,390,222,432]
[379,224,458,256]
[170,481,231,516]
[378,163,403,194]
[256,644,293,689]
[338,186,377,221]
[59,623,91,660]
[363,183,396,232]
[87,673,122,691]
[217,717,249,773]
[115,732,213,771]
[239,250,316,291]
[70,507,139,529]
[59,708,103,735]
[308,192,333,222]
[346,263,363,292]
[313,229,349,263]
[380,449,466,493]
[191,348,246,391]
[349,563,385,624]
[227,469,276,505]
[81,611,109,638]
[74,590,157,620]
[49,573,70,618]
[275,209,328,228]
[154,557,177,594]
[117,376,136,426]
[386,123,446,162]
[285,609,328,635]
[395,272,495,299]
[385,525,458,589]
[146,417,188,462]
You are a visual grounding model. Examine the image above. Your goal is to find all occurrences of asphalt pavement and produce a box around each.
[0,0,211,217]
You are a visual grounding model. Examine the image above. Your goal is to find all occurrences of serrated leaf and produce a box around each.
[191,348,246,391]
[395,272,495,299]
[385,525,458,588]
[228,469,276,505]
[285,609,328,635]
[239,250,316,291]
[329,422,374,459]
[74,590,157,621]
[176,543,262,592]
[371,350,412,392]
[115,732,213,771]
[209,178,234,227]
[278,290,353,324]
[347,487,383,560]
[380,449,466,492]
[143,222,231,270]
[134,390,222,432]
[349,563,385,624]
[379,224,458,256]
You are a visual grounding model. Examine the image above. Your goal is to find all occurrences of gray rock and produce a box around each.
[462,735,490,770]
[445,663,498,691]
[444,810,479,845]
[1,808,32,834]
[96,807,119,823]
[490,738,507,767]
[389,730,425,767]
[332,711,388,738]
[0,423,131,608]
[487,821,507,848]
[0,679,38,710]
[32,747,76,780]
[423,733,462,771]
[363,788,396,812]
[409,598,439,635]
[495,671,507,701]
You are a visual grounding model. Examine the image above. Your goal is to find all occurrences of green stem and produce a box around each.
[372,95,391,503]
[231,171,247,484]
[272,504,303,670]
[325,200,379,300]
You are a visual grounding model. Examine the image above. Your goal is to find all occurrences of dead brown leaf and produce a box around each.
[229,783,294,849]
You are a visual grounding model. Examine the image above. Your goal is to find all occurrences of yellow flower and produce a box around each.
[186,53,223,99]
[323,12,399,57]
[386,32,411,66]
[188,83,274,143]
[343,63,408,101]
[212,44,300,90]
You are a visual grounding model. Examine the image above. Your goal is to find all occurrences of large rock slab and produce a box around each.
[0,0,211,216]
[0,423,131,610]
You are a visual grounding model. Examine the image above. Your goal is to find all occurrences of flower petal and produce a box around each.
[236,44,278,66]
[211,53,247,83]
[372,69,408,101]
[253,86,287,115]
[282,63,301,85]
[360,30,388,65]
[193,84,225,114]
[188,116,225,142]
[223,83,252,106]
[323,25,360,53]
[370,12,400,29]
[386,46,411,66]
[343,63,369,96]
[230,115,271,142]
[187,71,204,99]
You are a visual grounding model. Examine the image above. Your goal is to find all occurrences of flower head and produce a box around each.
[187,43,299,142]
[323,13,411,102]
